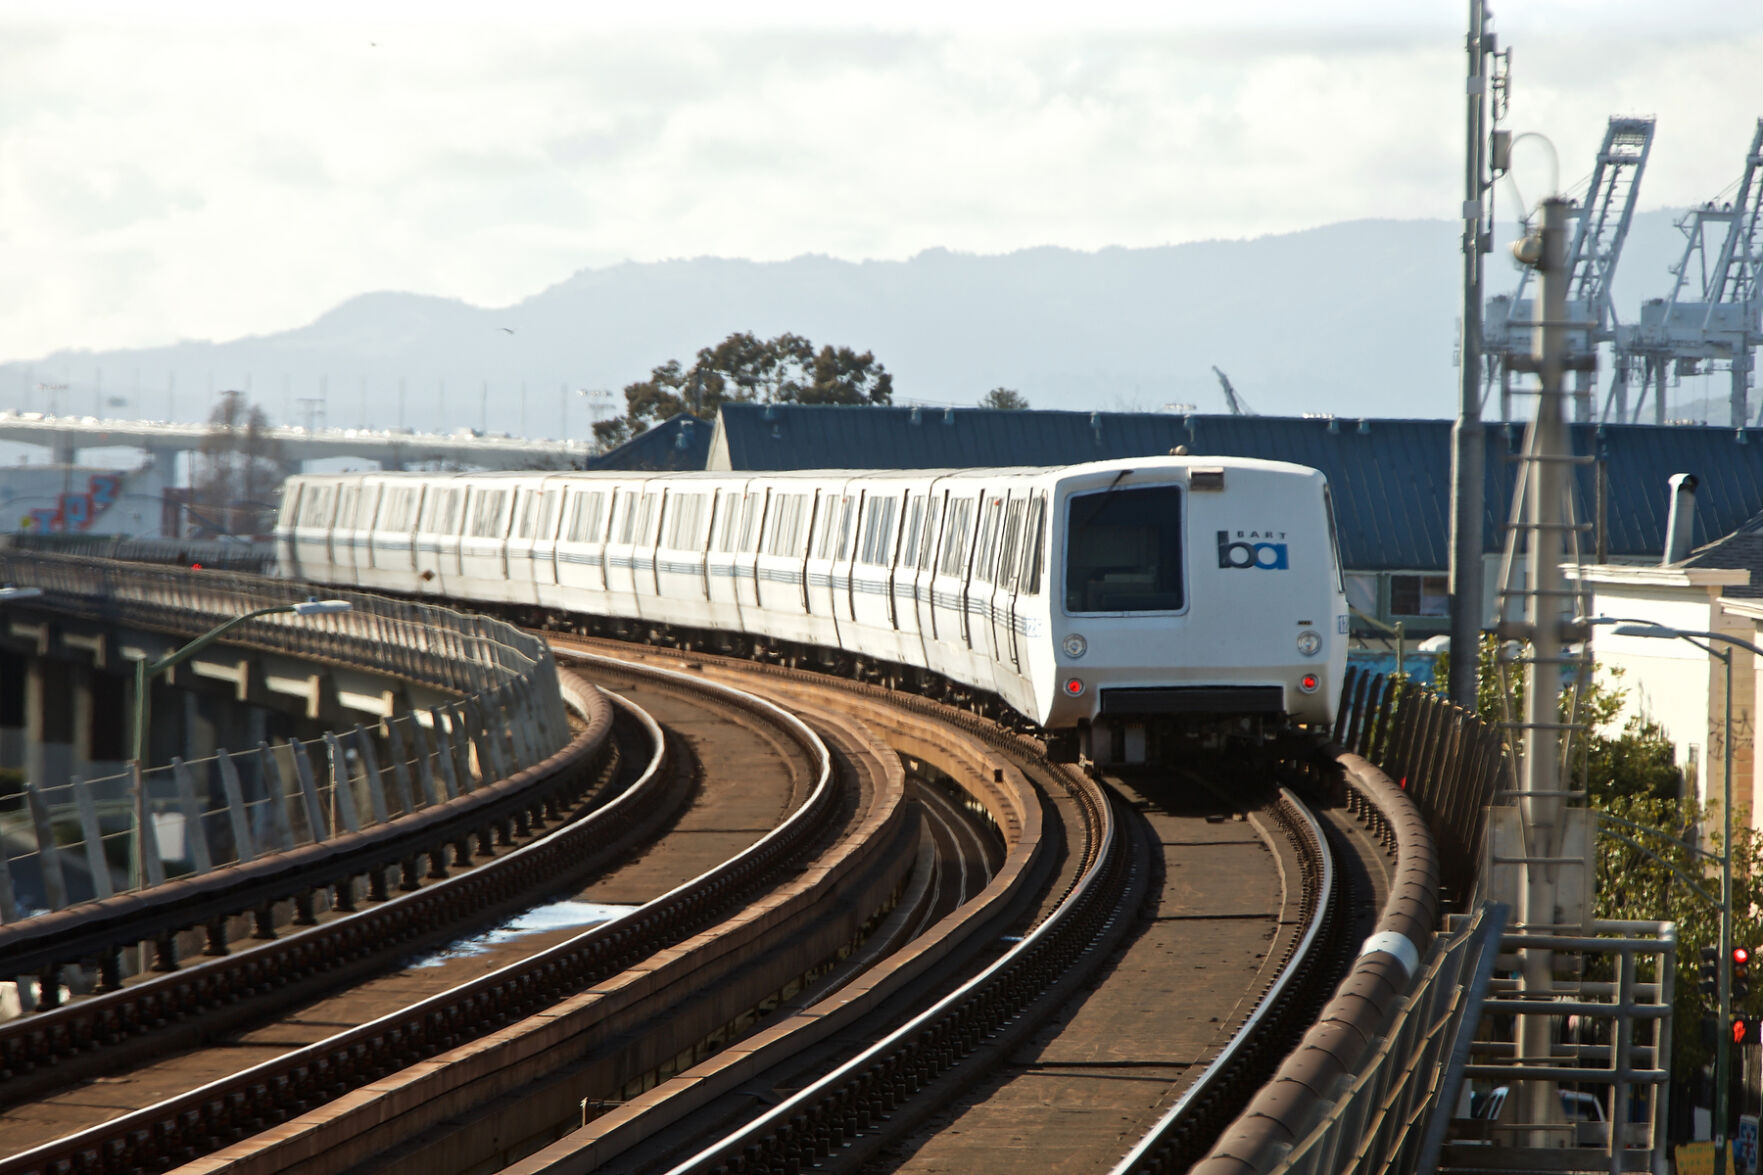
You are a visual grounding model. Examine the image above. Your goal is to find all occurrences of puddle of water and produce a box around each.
[407,899,636,969]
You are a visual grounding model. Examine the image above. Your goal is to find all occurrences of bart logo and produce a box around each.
[1217,531,1289,570]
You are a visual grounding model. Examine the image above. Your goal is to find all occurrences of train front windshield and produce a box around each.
[1064,485,1184,613]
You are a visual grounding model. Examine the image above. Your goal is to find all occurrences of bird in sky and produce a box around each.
[499,327,516,334]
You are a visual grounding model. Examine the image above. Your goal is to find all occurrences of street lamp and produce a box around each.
[130,596,352,766]
[1588,615,1759,1172]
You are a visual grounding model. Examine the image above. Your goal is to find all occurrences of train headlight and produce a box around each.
[1063,677,1086,697]
[1298,673,1320,694]
[1296,630,1322,657]
[1062,633,1088,659]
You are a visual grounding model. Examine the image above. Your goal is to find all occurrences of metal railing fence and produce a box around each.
[0,552,573,921]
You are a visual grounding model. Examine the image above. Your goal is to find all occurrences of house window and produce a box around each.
[1389,574,1449,617]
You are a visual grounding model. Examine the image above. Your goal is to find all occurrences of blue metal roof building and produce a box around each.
[588,413,713,472]
[704,405,1763,571]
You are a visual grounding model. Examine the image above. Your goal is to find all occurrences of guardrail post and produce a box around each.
[400,717,438,807]
[257,742,295,852]
[216,748,256,864]
[0,847,19,922]
[23,782,69,912]
[288,739,327,843]
[429,708,462,798]
[353,725,391,824]
[171,757,216,872]
[324,732,362,834]
[446,702,476,789]
[467,699,510,783]
[72,776,114,900]
[133,763,165,887]
[503,682,535,771]
[384,716,422,808]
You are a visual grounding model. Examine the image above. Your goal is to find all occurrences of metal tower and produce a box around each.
[1617,118,1763,426]
[1484,117,1655,422]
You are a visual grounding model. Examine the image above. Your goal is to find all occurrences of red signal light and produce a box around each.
[1737,1019,1749,1045]
[1063,678,1085,697]
[1298,674,1319,693]
[1736,947,1751,966]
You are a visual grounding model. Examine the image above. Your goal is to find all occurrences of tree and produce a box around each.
[594,332,892,448]
[191,391,287,537]
[980,387,1029,411]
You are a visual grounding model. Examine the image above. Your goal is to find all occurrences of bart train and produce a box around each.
[277,455,1348,762]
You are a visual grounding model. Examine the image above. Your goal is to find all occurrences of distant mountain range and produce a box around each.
[1,209,1732,441]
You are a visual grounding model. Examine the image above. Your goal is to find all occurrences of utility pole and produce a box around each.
[1517,196,1577,1144]
[1449,0,1498,711]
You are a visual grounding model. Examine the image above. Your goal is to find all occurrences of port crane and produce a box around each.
[1212,367,1253,416]
[1483,116,1654,422]
[1615,118,1763,425]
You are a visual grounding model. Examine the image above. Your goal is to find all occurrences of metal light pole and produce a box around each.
[1605,620,1759,1174]
[1449,0,1496,712]
[128,598,351,897]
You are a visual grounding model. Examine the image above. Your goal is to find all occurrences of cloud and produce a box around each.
[1,13,1758,363]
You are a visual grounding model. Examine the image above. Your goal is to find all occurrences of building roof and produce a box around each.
[1682,511,1763,598]
[588,413,713,471]
[706,405,1763,571]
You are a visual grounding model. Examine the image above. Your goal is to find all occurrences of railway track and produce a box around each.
[0,632,1429,1175]
[0,653,918,1175]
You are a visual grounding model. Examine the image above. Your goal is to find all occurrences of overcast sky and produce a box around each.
[3,0,1760,366]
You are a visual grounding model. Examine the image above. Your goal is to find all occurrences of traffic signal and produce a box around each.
[1703,946,1721,996]
[1735,946,1752,1001]
[1734,1017,1763,1045]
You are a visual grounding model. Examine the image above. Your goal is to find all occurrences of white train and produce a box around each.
[276,456,1348,761]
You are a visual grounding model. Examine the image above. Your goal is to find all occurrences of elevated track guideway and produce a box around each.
[0,626,1433,1175]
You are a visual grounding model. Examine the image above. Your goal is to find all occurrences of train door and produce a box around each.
[836,489,862,626]
[917,489,948,643]
[734,488,767,612]
[989,493,1028,671]
[967,491,1004,658]
[891,491,925,639]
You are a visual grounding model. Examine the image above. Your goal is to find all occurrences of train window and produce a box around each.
[1064,485,1184,613]
[354,487,379,528]
[337,485,359,529]
[567,491,605,543]
[836,497,858,560]
[433,487,464,534]
[859,497,898,565]
[537,489,562,539]
[900,497,925,569]
[469,490,506,538]
[636,494,662,545]
[766,493,809,556]
[514,491,539,540]
[937,498,976,577]
[739,493,765,553]
[973,497,1003,583]
[714,494,742,553]
[617,494,638,543]
[298,484,334,527]
[997,499,1026,590]
[1019,495,1046,595]
[813,496,844,560]
[380,487,416,532]
[665,493,708,550]
[919,497,945,571]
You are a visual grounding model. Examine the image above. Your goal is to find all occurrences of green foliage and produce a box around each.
[980,387,1029,410]
[593,331,893,448]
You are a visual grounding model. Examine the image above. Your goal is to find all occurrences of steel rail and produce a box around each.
[0,658,839,1175]
[1109,785,1338,1175]
[662,743,1121,1174]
